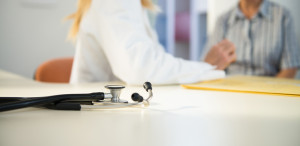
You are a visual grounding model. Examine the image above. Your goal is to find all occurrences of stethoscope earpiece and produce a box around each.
[131,93,144,102]
[131,82,152,103]
[143,82,152,91]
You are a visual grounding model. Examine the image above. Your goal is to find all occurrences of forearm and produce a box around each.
[276,68,298,78]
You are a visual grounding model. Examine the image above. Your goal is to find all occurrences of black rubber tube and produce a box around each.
[0,92,104,112]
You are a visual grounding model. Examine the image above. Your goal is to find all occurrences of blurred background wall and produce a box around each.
[0,0,299,79]
[0,0,75,78]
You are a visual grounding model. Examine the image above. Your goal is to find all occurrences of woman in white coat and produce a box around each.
[68,0,236,85]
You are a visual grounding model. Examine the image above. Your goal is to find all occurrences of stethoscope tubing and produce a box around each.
[0,92,105,112]
[0,82,153,112]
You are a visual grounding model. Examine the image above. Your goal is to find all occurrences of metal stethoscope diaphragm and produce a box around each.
[0,82,153,112]
[83,82,153,109]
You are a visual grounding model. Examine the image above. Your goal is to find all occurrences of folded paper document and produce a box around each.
[182,75,300,96]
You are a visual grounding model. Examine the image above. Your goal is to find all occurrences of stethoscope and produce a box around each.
[0,82,153,112]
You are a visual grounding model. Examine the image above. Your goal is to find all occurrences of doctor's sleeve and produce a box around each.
[91,0,224,85]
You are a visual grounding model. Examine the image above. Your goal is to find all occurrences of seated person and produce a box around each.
[202,0,300,78]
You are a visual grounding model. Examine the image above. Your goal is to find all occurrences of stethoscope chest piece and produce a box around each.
[82,82,153,109]
[105,85,128,103]
[88,82,153,109]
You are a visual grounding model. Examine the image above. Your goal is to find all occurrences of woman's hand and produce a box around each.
[204,39,236,70]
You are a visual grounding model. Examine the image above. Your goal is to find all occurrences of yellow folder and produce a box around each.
[182,75,300,97]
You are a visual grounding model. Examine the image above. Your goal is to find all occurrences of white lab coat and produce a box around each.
[70,0,225,85]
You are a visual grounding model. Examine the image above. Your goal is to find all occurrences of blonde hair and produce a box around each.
[67,0,157,40]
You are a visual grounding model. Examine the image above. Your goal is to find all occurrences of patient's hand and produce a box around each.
[204,39,236,70]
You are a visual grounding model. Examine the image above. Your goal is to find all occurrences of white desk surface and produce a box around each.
[0,69,300,146]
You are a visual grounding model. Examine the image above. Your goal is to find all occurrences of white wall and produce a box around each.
[0,0,76,78]
[207,0,238,35]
